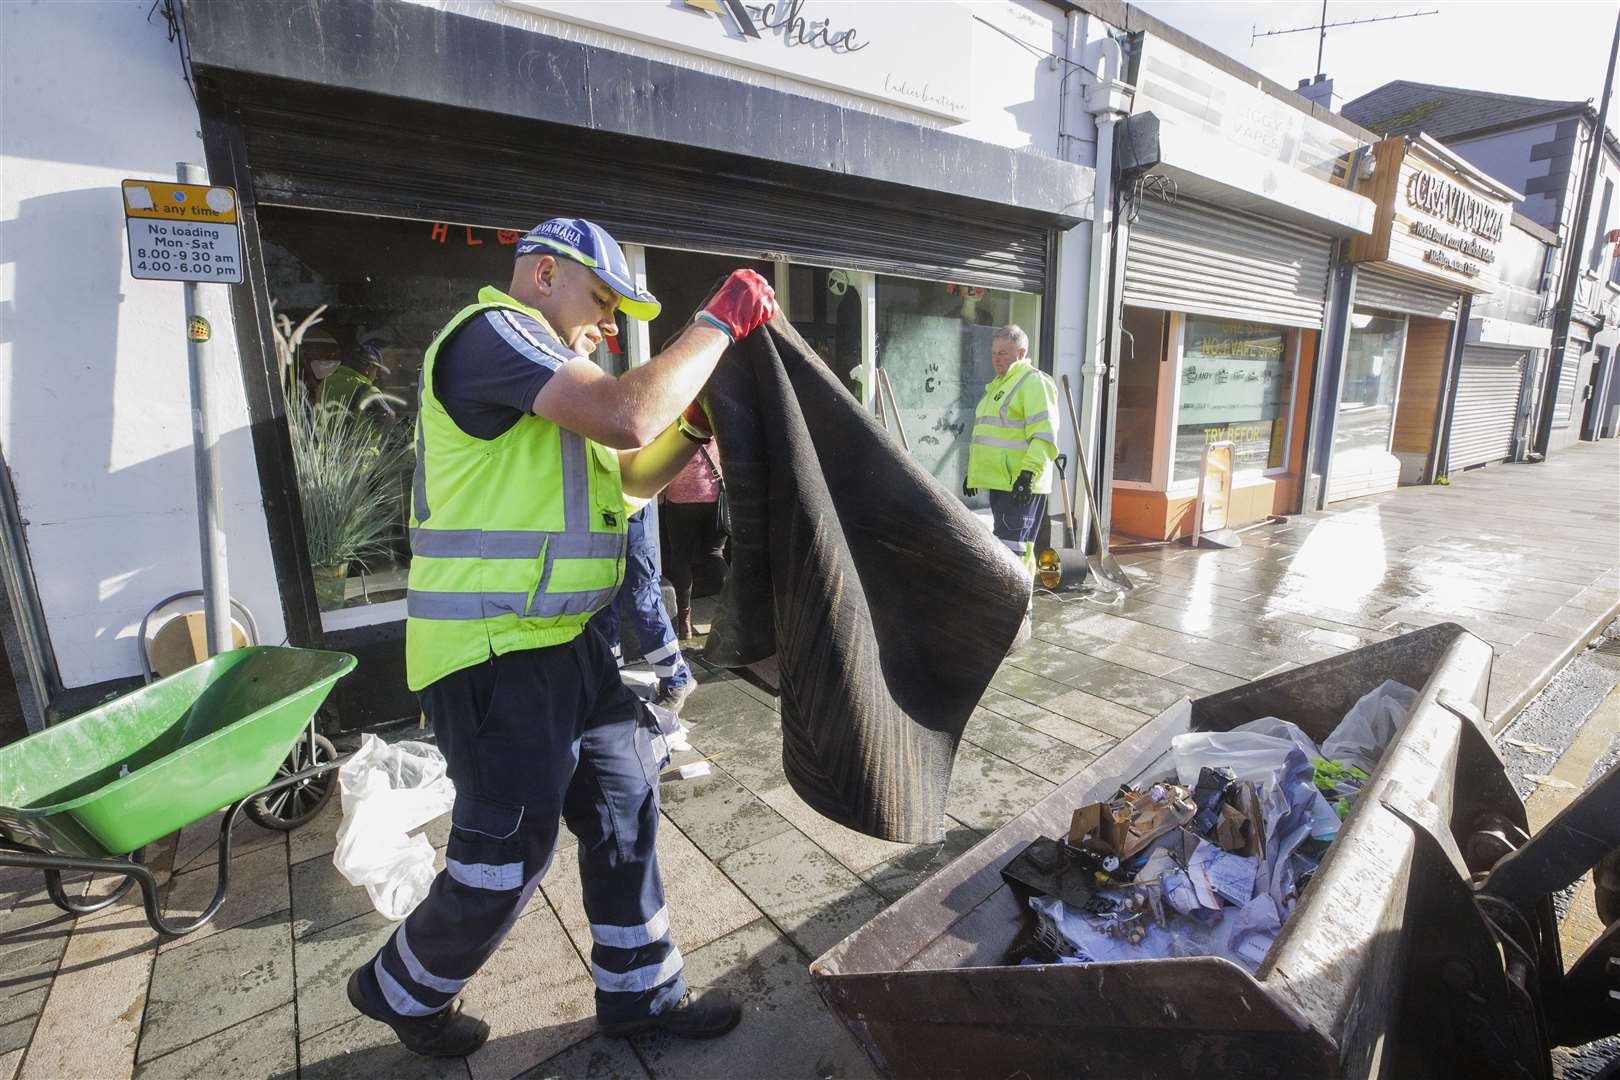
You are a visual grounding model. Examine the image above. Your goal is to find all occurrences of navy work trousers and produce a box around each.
[355,627,685,1025]
[988,489,1047,613]
[590,506,691,692]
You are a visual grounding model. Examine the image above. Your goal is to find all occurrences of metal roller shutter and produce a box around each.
[1447,347,1524,471]
[1355,268,1462,320]
[1122,196,1332,328]
[236,104,1052,295]
[1553,354,1582,426]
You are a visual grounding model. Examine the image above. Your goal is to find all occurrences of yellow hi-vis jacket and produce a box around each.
[966,359,1060,494]
[404,287,628,691]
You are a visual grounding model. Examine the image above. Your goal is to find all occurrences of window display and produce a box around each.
[260,208,524,612]
[1172,317,1292,483]
[874,276,1041,503]
[1336,309,1408,457]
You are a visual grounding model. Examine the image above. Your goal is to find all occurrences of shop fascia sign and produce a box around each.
[505,0,972,121]
[1403,169,1504,277]
[1351,137,1517,291]
[1132,35,1365,186]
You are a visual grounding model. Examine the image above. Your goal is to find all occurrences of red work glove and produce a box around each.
[697,269,779,342]
[681,399,712,439]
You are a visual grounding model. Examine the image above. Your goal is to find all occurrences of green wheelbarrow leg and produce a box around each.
[0,758,344,937]
[44,847,144,916]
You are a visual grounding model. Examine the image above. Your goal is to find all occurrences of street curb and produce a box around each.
[1491,597,1620,735]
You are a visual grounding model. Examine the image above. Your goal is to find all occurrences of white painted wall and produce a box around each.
[418,0,1073,155]
[0,0,285,687]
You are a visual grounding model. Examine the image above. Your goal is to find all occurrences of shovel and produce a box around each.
[1038,454,1090,591]
[1059,375,1134,593]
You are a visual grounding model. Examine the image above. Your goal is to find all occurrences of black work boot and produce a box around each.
[347,968,490,1057]
[599,989,742,1040]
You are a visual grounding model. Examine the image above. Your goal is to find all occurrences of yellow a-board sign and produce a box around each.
[121,179,243,284]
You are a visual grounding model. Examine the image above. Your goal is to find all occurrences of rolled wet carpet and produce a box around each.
[700,315,1030,843]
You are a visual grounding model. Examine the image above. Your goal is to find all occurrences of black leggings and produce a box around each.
[659,500,728,615]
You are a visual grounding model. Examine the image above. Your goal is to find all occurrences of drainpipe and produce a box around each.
[1078,35,1133,550]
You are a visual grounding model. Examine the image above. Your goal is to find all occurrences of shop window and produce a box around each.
[1336,309,1408,457]
[1171,317,1293,484]
[786,265,866,399]
[1114,307,1168,484]
[641,247,776,357]
[259,208,532,615]
[873,276,1041,503]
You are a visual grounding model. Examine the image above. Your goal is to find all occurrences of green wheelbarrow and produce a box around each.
[0,646,356,937]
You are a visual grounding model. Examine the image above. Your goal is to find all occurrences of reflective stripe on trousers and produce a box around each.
[358,633,686,1026]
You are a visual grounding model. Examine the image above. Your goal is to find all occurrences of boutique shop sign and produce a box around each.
[508,0,972,121]
[1348,135,1519,293]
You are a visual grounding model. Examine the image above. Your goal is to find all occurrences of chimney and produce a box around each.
[1297,72,1335,110]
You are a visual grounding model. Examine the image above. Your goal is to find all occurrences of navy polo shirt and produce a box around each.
[434,307,576,440]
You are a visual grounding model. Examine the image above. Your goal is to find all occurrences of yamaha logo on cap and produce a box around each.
[538,219,584,248]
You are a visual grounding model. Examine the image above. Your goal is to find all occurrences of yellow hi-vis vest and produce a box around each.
[966,359,1060,494]
[404,287,627,691]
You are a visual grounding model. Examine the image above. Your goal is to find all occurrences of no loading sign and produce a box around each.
[121,179,244,285]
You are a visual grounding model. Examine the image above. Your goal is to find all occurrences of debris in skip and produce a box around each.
[1001,680,1417,972]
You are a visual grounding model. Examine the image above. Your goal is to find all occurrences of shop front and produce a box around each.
[1105,33,1375,541]
[1327,135,1519,502]
[1111,226,1325,540]
[178,0,1088,725]
[1449,217,1555,473]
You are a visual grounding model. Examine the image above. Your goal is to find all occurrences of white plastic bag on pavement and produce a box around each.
[333,734,457,921]
[1320,679,1418,774]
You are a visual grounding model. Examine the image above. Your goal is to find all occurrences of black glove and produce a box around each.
[962,476,978,498]
[1011,470,1034,505]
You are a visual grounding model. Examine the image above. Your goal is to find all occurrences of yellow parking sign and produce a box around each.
[121,179,243,284]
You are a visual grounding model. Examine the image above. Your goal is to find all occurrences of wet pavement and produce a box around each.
[1,441,1616,1080]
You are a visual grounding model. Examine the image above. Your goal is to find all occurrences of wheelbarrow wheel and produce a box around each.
[246,733,337,832]
[44,847,145,915]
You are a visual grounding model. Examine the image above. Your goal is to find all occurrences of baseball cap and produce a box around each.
[515,217,662,321]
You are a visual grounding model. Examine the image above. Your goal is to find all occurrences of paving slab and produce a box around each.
[959,708,1096,784]
[293,909,399,1043]
[758,786,913,875]
[544,813,760,960]
[300,1014,471,1080]
[1159,662,1247,694]
[133,1001,296,1080]
[0,989,44,1056]
[630,918,878,1080]
[464,901,599,1080]
[169,814,283,875]
[717,829,887,961]
[139,911,293,1063]
[20,886,163,1080]
[519,1033,649,1080]
[159,843,289,949]
[287,798,344,866]
[944,743,1056,836]
[1035,689,1151,740]
[656,768,792,863]
[861,820,984,902]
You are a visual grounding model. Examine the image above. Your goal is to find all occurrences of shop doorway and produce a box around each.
[642,248,775,356]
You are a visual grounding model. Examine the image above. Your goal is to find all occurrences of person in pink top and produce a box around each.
[659,445,727,640]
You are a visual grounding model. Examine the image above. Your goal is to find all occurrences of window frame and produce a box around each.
[1162,313,1301,497]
